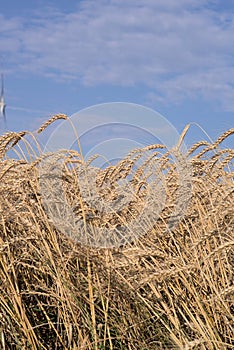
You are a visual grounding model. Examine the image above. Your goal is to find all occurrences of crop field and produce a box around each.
[0,116,233,349]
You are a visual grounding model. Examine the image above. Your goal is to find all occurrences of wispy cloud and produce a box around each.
[0,0,234,109]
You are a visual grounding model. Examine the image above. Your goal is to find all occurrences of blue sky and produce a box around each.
[0,0,233,150]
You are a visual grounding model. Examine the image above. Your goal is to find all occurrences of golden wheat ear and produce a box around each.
[175,124,191,150]
[36,113,68,133]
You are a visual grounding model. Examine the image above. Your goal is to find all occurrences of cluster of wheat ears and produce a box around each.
[0,114,233,350]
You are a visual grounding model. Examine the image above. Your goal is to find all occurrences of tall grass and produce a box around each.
[0,117,233,349]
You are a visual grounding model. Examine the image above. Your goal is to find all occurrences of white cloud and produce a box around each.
[0,0,234,109]
[153,67,234,111]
